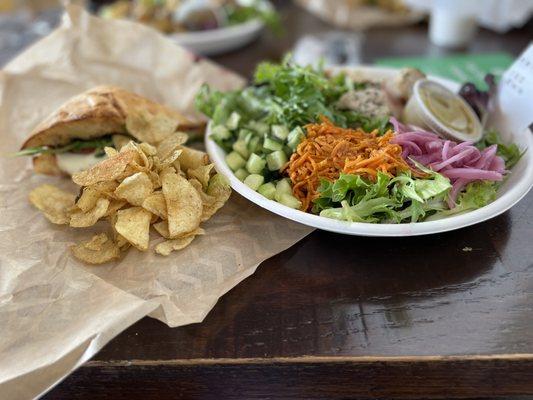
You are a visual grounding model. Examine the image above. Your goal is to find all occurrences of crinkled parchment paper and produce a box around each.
[0,6,313,399]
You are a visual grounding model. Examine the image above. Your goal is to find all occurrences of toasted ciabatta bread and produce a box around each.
[21,86,201,176]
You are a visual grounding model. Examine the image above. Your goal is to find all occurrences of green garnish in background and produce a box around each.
[226,1,283,36]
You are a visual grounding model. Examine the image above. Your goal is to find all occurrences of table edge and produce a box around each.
[86,353,533,367]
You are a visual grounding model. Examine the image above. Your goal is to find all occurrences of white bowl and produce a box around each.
[169,19,263,56]
[206,66,533,236]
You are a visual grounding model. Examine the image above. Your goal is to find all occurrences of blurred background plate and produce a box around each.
[168,17,263,55]
[295,0,425,31]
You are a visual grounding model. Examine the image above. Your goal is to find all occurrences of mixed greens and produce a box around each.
[314,163,451,223]
[196,61,524,224]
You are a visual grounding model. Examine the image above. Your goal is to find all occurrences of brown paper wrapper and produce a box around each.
[0,6,313,399]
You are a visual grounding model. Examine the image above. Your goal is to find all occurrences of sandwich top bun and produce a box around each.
[20,86,200,176]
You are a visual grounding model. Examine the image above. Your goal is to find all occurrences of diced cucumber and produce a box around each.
[244,174,264,191]
[263,136,283,152]
[211,125,231,141]
[278,193,302,209]
[238,128,254,141]
[225,151,246,171]
[287,126,305,150]
[213,105,229,126]
[283,145,293,157]
[234,168,249,181]
[275,178,293,198]
[248,121,269,135]
[257,182,276,200]
[226,112,241,130]
[246,153,267,174]
[232,140,249,159]
[271,125,289,141]
[247,136,262,153]
[266,150,288,171]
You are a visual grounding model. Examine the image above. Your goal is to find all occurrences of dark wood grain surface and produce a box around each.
[19,1,531,399]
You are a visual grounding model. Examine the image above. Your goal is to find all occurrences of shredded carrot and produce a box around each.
[287,117,413,212]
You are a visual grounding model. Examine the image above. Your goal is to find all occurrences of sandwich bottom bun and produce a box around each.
[33,154,64,176]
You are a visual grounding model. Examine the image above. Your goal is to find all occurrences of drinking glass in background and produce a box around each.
[428,0,477,48]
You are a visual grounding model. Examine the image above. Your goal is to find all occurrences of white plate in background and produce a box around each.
[169,19,263,56]
[206,66,533,236]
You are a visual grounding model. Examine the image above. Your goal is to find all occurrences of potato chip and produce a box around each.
[152,220,170,238]
[110,141,151,174]
[119,141,140,153]
[156,133,188,161]
[89,181,120,198]
[104,199,128,217]
[70,233,122,265]
[72,149,138,186]
[84,233,109,251]
[104,146,118,157]
[114,172,153,206]
[188,178,217,206]
[31,125,228,263]
[112,134,132,150]
[70,197,110,227]
[29,185,75,225]
[207,173,231,199]
[126,110,178,144]
[188,176,230,221]
[108,212,130,249]
[76,187,101,212]
[187,164,214,189]
[116,236,130,249]
[139,142,157,157]
[114,206,152,251]
[148,170,161,189]
[153,220,204,239]
[178,147,209,170]
[154,235,196,256]
[148,114,180,143]
[136,146,153,170]
[159,149,183,170]
[162,168,202,237]
[142,192,167,219]
[171,159,181,173]
[202,173,232,221]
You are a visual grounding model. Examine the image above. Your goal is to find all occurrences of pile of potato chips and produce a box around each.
[29,134,231,264]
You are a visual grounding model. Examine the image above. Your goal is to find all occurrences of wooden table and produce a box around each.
[31,2,532,399]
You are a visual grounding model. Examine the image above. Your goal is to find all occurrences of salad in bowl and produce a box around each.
[197,58,530,234]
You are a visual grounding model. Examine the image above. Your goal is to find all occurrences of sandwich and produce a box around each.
[17,85,201,176]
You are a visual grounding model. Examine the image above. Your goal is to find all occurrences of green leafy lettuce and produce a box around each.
[476,129,525,169]
[433,181,498,218]
[315,168,451,223]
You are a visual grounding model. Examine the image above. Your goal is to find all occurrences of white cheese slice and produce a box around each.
[56,151,105,175]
